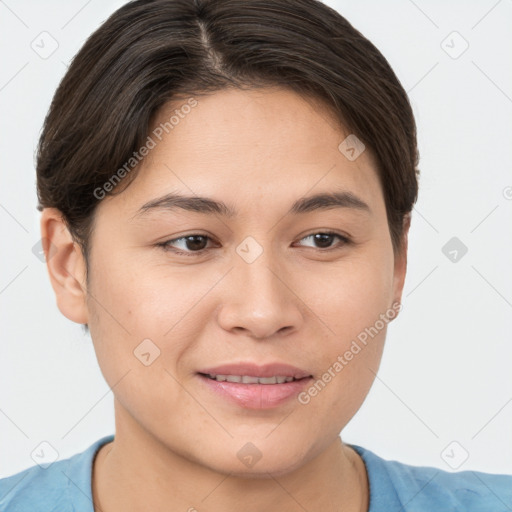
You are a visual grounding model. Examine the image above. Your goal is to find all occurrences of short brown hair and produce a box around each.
[37,0,419,277]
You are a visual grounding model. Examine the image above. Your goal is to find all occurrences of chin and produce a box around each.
[205,448,309,479]
[222,461,304,480]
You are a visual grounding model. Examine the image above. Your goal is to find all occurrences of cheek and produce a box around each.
[292,251,393,422]
[86,253,223,387]
[302,249,394,343]
[89,245,216,334]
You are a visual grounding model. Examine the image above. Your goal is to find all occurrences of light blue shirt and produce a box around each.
[1,434,511,511]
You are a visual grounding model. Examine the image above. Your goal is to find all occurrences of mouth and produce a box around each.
[198,373,309,384]
[196,372,314,409]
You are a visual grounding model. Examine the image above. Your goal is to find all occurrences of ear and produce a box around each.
[391,213,411,309]
[40,208,89,325]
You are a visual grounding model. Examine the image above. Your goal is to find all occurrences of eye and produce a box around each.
[296,232,350,250]
[156,231,351,257]
[156,234,215,256]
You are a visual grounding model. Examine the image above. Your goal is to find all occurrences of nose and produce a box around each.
[216,248,304,340]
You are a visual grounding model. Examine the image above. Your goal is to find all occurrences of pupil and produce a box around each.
[315,233,333,248]
[186,235,207,251]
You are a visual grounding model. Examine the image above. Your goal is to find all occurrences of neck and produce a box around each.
[92,404,368,512]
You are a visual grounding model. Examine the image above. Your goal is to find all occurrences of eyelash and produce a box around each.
[156,231,351,257]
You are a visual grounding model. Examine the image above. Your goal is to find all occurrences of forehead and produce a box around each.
[99,87,384,219]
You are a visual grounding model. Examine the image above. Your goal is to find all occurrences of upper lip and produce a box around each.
[198,362,312,379]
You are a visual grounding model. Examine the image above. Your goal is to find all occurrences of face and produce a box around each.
[47,87,408,477]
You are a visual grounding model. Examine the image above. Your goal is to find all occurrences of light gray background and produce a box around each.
[1,0,511,478]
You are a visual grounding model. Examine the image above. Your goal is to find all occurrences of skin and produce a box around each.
[41,87,409,512]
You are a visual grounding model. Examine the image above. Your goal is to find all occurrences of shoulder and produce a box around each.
[0,435,114,512]
[350,444,512,511]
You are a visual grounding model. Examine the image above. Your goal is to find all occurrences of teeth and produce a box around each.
[242,375,260,384]
[207,374,296,384]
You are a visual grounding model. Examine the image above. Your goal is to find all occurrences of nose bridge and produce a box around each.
[241,249,279,299]
[236,235,286,307]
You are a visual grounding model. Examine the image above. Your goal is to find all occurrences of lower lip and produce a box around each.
[198,374,313,409]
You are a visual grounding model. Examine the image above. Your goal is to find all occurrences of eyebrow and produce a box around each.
[133,190,371,219]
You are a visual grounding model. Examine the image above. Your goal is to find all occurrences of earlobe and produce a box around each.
[40,208,89,325]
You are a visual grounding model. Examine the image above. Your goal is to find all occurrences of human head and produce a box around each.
[38,0,419,479]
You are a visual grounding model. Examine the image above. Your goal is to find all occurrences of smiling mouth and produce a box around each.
[198,373,310,384]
